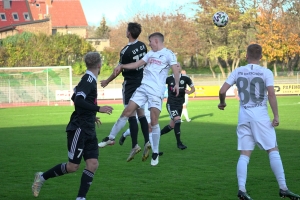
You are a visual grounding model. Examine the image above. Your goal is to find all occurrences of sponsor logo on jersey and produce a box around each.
[180,80,184,84]
[149,58,162,65]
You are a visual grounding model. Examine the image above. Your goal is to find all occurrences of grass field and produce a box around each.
[0,96,300,200]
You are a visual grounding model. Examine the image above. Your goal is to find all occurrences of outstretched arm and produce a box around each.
[100,64,122,88]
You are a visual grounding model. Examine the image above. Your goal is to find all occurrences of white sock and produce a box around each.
[269,151,288,190]
[108,116,128,139]
[150,124,160,154]
[237,155,250,192]
[123,128,131,137]
[182,108,190,120]
[149,132,153,145]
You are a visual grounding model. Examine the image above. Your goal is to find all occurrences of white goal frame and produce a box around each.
[0,66,73,107]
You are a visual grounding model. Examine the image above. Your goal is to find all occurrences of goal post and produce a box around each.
[0,66,73,108]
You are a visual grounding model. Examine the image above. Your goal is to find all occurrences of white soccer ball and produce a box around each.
[212,11,229,27]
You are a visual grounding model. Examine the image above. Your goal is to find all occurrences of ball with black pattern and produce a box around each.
[213,11,229,27]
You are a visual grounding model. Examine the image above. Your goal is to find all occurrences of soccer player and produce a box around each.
[98,22,150,162]
[103,32,180,166]
[180,70,192,122]
[160,63,195,150]
[218,44,300,200]
[32,52,113,200]
[161,65,195,150]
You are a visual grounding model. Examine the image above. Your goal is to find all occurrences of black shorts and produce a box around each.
[166,103,182,120]
[122,80,141,105]
[67,128,99,164]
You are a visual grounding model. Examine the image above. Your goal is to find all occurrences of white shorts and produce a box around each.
[130,85,163,112]
[237,120,277,150]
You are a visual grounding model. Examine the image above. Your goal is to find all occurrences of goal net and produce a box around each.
[0,66,73,108]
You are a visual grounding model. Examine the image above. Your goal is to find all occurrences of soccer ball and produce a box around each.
[212,11,229,27]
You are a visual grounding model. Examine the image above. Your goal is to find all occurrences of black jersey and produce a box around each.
[72,71,98,135]
[119,40,147,81]
[65,93,79,132]
[166,74,194,106]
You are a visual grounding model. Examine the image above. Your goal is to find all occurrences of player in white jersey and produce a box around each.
[218,44,300,200]
[180,70,192,122]
[107,32,180,166]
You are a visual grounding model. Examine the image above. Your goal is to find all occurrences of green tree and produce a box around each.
[95,17,110,39]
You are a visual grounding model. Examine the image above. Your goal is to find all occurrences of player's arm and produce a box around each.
[267,86,279,127]
[171,64,180,96]
[122,59,146,69]
[186,85,195,94]
[218,82,231,110]
[74,95,100,111]
[100,64,122,88]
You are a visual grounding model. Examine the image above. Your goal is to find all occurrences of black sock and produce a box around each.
[138,116,149,144]
[161,125,173,136]
[42,163,68,180]
[77,169,94,198]
[174,120,181,143]
[129,116,138,148]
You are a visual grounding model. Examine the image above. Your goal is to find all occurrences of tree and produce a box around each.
[95,17,110,39]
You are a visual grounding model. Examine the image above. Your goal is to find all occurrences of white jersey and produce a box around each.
[142,48,177,98]
[225,64,274,124]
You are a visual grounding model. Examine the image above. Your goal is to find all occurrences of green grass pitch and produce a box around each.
[0,96,299,200]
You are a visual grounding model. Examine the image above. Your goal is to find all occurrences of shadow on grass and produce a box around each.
[0,122,299,200]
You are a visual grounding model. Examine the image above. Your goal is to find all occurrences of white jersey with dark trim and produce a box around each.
[225,64,274,123]
[141,48,177,97]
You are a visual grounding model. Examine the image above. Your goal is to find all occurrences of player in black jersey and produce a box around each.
[98,22,151,162]
[32,52,113,200]
[160,64,195,150]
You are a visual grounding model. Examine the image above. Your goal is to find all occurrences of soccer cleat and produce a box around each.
[76,198,86,200]
[142,141,151,161]
[177,142,187,150]
[126,144,141,162]
[237,190,253,200]
[279,189,300,199]
[119,133,126,146]
[32,172,45,197]
[98,137,115,148]
[186,119,192,122]
[151,153,159,166]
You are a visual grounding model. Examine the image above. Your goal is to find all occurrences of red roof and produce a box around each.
[0,0,31,27]
[29,0,87,27]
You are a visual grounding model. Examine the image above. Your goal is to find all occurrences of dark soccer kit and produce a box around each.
[165,74,194,119]
[119,40,147,105]
[66,71,100,164]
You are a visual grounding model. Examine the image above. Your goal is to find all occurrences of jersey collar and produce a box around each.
[173,74,182,78]
[86,70,97,81]
[128,40,138,45]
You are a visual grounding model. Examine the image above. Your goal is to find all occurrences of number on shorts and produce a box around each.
[77,148,83,158]
[171,110,178,117]
[236,77,265,105]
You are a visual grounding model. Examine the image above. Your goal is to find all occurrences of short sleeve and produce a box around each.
[76,75,94,99]
[142,51,151,63]
[265,69,274,87]
[225,70,237,86]
[187,77,194,87]
[167,50,177,66]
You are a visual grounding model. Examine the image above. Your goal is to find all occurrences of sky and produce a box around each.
[81,0,198,27]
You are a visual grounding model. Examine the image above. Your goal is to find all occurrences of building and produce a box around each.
[86,38,110,52]
[0,0,88,39]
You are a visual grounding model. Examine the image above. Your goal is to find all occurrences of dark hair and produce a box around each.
[247,44,262,60]
[84,52,101,69]
[127,22,142,39]
[148,32,164,42]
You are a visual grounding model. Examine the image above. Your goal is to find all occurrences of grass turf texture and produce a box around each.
[0,96,300,200]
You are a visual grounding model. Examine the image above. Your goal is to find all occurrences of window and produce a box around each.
[52,29,57,35]
[36,3,40,7]
[0,13,6,21]
[23,13,30,21]
[95,41,100,45]
[12,13,19,21]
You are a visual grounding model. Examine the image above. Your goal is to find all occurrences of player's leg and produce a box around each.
[126,88,147,162]
[252,121,300,199]
[148,95,163,166]
[119,128,130,145]
[181,104,191,122]
[98,100,138,148]
[76,133,99,199]
[161,103,174,135]
[137,106,151,161]
[32,129,83,197]
[236,123,255,200]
